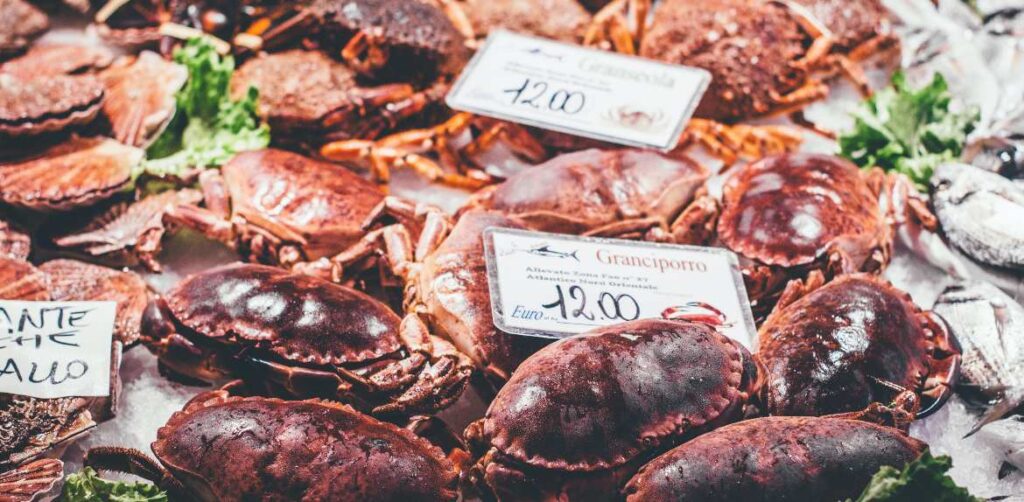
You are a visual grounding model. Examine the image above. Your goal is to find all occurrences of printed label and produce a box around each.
[484,229,757,348]
[0,300,116,399]
[446,30,711,151]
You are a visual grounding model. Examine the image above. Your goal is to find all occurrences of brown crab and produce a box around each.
[84,386,464,501]
[0,42,114,78]
[0,73,105,139]
[99,51,188,147]
[676,153,933,316]
[758,272,961,418]
[624,410,925,501]
[355,148,709,383]
[465,319,762,501]
[141,263,472,416]
[0,458,63,502]
[0,136,143,211]
[0,0,48,60]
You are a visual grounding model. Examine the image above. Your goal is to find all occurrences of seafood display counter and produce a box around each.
[0,0,1023,500]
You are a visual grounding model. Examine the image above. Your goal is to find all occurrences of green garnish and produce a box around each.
[142,36,270,178]
[849,451,984,502]
[838,71,979,191]
[59,467,167,502]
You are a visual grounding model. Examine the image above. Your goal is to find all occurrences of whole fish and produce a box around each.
[931,162,1024,272]
[934,281,1024,435]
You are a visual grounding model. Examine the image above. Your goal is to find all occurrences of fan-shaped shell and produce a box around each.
[153,395,457,501]
[0,73,103,137]
[165,263,403,365]
[483,319,750,471]
[100,51,186,147]
[0,257,46,300]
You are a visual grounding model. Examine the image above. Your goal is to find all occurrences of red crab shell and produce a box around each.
[163,263,402,365]
[458,0,591,43]
[793,0,894,53]
[415,210,550,384]
[465,148,708,235]
[0,136,143,211]
[0,42,114,78]
[468,319,760,501]
[99,51,187,147]
[150,393,458,501]
[757,273,960,417]
[0,0,48,60]
[0,73,104,138]
[624,416,925,501]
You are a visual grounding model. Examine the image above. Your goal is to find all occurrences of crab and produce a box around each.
[152,148,440,276]
[53,189,203,272]
[0,136,144,211]
[624,408,925,500]
[757,272,961,418]
[99,51,188,147]
[141,263,473,416]
[0,458,64,502]
[83,385,464,501]
[0,42,114,78]
[0,73,105,139]
[674,153,934,316]
[464,318,762,501]
[0,0,48,60]
[229,50,445,151]
[355,148,709,383]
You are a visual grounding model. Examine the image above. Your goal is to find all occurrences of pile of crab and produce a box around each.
[0,0,992,500]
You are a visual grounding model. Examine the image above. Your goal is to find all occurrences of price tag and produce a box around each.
[0,300,116,399]
[446,30,711,151]
[484,229,757,348]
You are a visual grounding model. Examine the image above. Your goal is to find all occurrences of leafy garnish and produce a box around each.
[141,37,270,178]
[849,451,984,502]
[838,71,979,191]
[60,467,167,502]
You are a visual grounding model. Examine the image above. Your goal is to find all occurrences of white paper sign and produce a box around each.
[484,229,757,348]
[446,30,711,151]
[0,300,116,399]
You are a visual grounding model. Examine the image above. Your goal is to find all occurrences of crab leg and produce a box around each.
[342,29,391,76]
[460,116,549,164]
[680,118,804,165]
[585,0,651,54]
[772,0,835,69]
[431,0,477,41]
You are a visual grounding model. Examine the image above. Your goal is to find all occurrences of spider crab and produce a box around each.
[84,385,465,501]
[758,273,960,417]
[464,319,762,501]
[353,148,709,384]
[675,153,934,316]
[624,401,924,501]
[141,263,473,416]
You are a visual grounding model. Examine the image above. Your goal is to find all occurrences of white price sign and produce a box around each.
[446,30,710,151]
[484,229,757,348]
[0,300,116,399]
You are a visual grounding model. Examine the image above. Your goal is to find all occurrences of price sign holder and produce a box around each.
[446,30,711,151]
[483,228,757,348]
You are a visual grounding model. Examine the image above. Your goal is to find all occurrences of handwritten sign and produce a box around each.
[446,30,711,151]
[484,229,757,348]
[0,300,116,399]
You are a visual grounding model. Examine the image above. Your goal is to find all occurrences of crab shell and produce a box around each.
[0,73,104,138]
[640,0,811,121]
[463,148,709,236]
[458,0,591,43]
[757,273,960,417]
[0,136,143,211]
[143,263,467,415]
[414,210,550,385]
[151,393,458,501]
[220,148,385,262]
[792,0,894,53]
[717,153,891,312]
[624,416,925,501]
[467,319,760,501]
[0,217,29,260]
[0,0,48,60]
[308,0,471,82]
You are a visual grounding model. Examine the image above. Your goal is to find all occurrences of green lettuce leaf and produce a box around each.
[839,71,979,191]
[141,37,270,178]
[849,451,984,502]
[60,467,167,502]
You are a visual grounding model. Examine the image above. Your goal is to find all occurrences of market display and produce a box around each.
[0,0,1021,501]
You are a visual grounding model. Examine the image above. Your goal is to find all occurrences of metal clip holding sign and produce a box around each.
[446,30,711,151]
[482,228,757,348]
